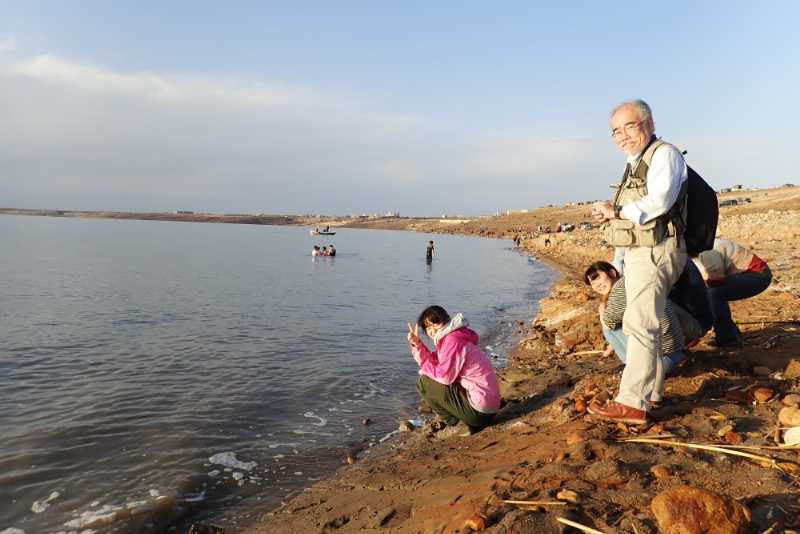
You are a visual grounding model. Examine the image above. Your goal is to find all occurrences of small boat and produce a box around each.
[310,230,336,236]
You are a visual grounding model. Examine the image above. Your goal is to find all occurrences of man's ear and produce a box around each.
[610,269,618,279]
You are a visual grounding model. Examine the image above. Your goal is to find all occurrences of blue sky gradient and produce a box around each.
[1,2,798,216]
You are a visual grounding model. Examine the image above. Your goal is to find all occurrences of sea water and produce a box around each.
[0,215,555,533]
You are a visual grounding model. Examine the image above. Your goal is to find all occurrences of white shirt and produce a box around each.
[620,145,688,225]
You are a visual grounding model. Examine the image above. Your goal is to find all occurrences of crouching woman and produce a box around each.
[408,305,500,440]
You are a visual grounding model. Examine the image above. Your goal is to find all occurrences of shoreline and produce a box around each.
[238,192,800,534]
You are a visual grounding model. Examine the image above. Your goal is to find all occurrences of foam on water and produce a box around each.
[64,505,122,529]
[303,412,327,426]
[185,491,205,503]
[208,452,257,471]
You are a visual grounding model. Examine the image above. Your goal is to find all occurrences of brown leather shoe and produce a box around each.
[587,400,647,424]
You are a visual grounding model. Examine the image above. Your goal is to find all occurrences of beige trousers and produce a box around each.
[617,237,687,411]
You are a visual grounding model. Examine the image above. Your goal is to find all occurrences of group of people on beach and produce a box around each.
[311,245,336,256]
[406,99,772,440]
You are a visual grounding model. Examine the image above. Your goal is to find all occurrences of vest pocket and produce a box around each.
[604,219,635,247]
[604,219,666,247]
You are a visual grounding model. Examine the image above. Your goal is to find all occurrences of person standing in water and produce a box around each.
[426,241,435,262]
[328,245,336,257]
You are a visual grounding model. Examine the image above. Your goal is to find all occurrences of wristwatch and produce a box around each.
[613,206,622,219]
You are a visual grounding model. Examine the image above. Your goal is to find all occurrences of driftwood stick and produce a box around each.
[556,517,605,534]
[570,350,605,356]
[619,438,774,464]
[502,500,566,506]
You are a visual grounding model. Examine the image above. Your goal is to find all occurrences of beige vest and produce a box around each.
[603,139,685,247]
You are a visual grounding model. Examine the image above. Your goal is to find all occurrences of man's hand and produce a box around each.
[592,201,615,223]
[407,323,422,347]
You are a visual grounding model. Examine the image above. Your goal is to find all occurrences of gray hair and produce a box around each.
[611,99,652,122]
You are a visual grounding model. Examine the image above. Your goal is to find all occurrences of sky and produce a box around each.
[1,2,798,217]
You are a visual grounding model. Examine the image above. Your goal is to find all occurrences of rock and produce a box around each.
[464,512,489,531]
[725,390,754,405]
[346,456,355,465]
[417,406,433,414]
[752,387,773,402]
[647,424,666,434]
[189,526,225,534]
[717,424,734,437]
[780,407,800,427]
[554,452,567,463]
[753,366,773,377]
[651,465,672,478]
[652,485,750,534]
[575,398,587,413]
[785,360,800,379]
[586,458,630,484]
[399,421,415,432]
[566,430,592,445]
[362,418,371,425]
[556,489,579,503]
[784,426,800,445]
[725,432,743,444]
[783,394,800,408]
[575,293,589,302]
[777,292,797,301]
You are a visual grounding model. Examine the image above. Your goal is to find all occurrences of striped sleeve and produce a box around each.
[661,301,686,355]
[601,278,627,331]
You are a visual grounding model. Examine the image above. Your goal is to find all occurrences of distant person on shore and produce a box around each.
[589,99,687,425]
[544,235,551,247]
[691,238,772,347]
[328,245,336,257]
[585,262,686,400]
[426,241,435,262]
[407,305,500,439]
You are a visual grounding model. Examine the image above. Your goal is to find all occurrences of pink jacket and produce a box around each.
[412,317,501,413]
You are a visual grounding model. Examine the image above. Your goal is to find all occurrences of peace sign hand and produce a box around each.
[407,323,422,347]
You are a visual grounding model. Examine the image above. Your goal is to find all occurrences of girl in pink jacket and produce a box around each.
[407,305,501,439]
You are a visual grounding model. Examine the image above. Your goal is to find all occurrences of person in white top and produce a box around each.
[588,99,688,424]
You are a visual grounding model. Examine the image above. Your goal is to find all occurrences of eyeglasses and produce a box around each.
[611,120,644,139]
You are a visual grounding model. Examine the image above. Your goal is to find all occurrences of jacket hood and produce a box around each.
[434,313,478,345]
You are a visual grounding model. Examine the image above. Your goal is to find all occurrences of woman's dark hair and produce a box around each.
[584,261,618,285]
[417,305,450,337]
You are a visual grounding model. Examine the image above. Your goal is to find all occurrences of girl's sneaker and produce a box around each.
[436,421,474,440]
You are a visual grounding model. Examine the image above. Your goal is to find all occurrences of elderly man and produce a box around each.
[588,99,688,423]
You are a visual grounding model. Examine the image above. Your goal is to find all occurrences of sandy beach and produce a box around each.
[240,186,800,534]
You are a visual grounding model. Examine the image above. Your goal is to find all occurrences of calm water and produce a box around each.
[0,215,554,534]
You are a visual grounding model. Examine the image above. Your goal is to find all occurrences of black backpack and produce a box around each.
[644,141,718,256]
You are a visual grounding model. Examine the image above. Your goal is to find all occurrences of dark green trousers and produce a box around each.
[417,375,496,427]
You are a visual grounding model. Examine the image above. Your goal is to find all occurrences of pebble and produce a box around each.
[556,489,579,503]
[783,394,800,407]
[650,465,672,479]
[725,432,743,445]
[779,407,800,427]
[575,398,587,413]
[651,485,751,534]
[784,426,800,445]
[399,421,415,432]
[752,387,773,402]
[566,430,592,445]
[753,366,773,377]
[464,513,489,531]
[725,390,754,405]
[362,418,371,425]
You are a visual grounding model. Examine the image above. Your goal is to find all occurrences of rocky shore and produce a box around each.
[235,187,799,534]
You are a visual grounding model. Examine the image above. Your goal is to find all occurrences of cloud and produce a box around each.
[0,54,617,215]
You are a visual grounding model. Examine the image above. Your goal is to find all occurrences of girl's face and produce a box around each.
[424,321,446,338]
[589,271,617,296]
